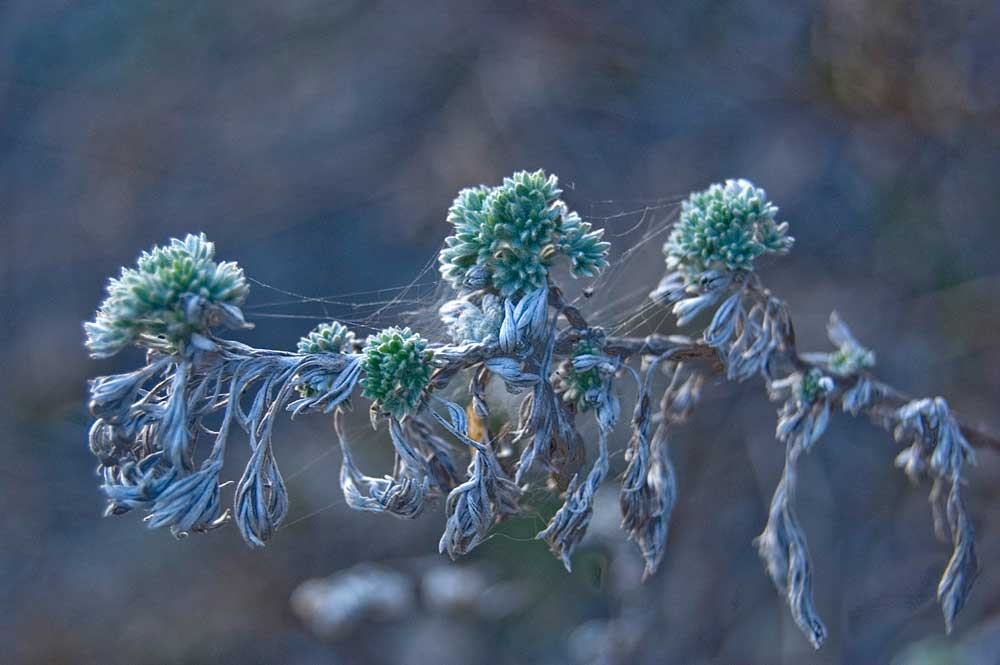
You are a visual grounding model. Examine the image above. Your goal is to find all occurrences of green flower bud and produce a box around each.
[296,321,357,398]
[360,327,433,419]
[554,338,607,411]
[297,321,356,355]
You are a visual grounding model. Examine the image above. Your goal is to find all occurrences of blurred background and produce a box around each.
[2,1,1000,663]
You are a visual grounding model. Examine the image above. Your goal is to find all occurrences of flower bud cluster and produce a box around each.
[439,170,609,299]
[85,233,250,358]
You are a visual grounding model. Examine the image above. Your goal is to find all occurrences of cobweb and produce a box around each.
[239,195,686,528]
[242,195,684,341]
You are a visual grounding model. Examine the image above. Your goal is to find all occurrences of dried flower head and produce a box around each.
[85,233,250,358]
[439,170,610,299]
[361,327,433,419]
[664,179,792,277]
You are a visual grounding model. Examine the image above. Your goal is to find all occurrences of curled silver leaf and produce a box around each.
[234,444,289,547]
[704,291,743,348]
[287,354,363,416]
[754,453,827,649]
[937,479,977,633]
[484,357,539,392]
[156,360,193,471]
[771,371,833,455]
[649,271,686,305]
[498,284,549,353]
[499,298,518,354]
[620,359,676,579]
[102,450,228,536]
[88,355,172,423]
[892,397,978,631]
[513,285,549,344]
[841,377,875,414]
[335,409,427,518]
[538,386,619,571]
[513,325,572,484]
[672,292,720,327]
[430,397,520,558]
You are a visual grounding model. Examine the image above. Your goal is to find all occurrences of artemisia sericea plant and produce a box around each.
[85,171,995,648]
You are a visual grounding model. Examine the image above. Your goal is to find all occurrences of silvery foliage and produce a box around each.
[650,179,983,647]
[619,357,677,580]
[86,175,990,649]
[431,394,521,558]
[439,293,504,345]
[893,397,977,634]
[89,338,363,544]
[537,345,621,570]
[753,441,827,649]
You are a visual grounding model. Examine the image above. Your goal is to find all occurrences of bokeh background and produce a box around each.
[3,2,1000,664]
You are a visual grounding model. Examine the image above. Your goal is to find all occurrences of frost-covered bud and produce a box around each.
[438,186,492,290]
[360,327,433,419]
[439,294,504,345]
[556,206,611,279]
[664,179,793,278]
[296,321,357,398]
[438,170,610,299]
[554,338,609,411]
[85,233,250,358]
[298,321,356,355]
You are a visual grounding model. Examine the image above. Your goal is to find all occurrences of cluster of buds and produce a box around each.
[438,170,609,299]
[85,233,250,358]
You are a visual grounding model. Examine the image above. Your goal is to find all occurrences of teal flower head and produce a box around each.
[665,179,793,278]
[296,321,358,398]
[85,233,250,358]
[439,170,610,300]
[361,327,434,419]
[297,321,357,355]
